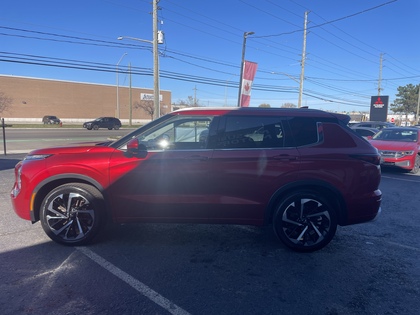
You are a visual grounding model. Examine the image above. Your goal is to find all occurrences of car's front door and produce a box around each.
[108,115,215,222]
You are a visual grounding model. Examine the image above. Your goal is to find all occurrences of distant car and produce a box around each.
[369,127,420,174]
[350,126,379,139]
[347,121,360,127]
[351,121,395,130]
[42,115,61,124]
[83,117,121,130]
[11,107,382,252]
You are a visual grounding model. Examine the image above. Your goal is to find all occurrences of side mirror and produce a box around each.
[126,138,148,158]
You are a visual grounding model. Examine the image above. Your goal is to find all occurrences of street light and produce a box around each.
[270,71,300,84]
[118,32,163,120]
[237,31,254,107]
[116,52,127,119]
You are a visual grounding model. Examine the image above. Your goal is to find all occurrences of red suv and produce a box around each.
[10,107,382,252]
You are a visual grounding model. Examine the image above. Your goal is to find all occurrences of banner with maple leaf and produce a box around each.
[240,61,258,107]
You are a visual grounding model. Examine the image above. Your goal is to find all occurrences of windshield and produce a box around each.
[372,129,418,142]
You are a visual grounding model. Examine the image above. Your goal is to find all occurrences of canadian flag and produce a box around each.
[240,61,258,107]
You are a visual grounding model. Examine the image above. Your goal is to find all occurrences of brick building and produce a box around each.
[0,75,172,124]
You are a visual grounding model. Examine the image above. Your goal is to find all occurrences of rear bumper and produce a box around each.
[371,206,382,221]
[342,189,382,226]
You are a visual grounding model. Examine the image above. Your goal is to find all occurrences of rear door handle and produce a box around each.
[273,154,298,161]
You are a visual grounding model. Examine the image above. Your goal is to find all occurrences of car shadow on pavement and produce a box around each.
[0,157,22,171]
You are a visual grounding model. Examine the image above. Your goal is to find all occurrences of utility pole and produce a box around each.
[129,63,132,126]
[152,0,160,119]
[237,31,254,107]
[193,85,197,106]
[378,53,384,96]
[416,83,420,123]
[116,52,127,119]
[298,11,309,108]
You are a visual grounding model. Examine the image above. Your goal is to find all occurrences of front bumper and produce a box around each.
[381,157,413,170]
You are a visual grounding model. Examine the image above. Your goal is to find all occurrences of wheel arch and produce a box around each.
[30,174,110,223]
[265,180,348,226]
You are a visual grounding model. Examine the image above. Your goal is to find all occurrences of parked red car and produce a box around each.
[368,127,420,174]
[10,107,382,252]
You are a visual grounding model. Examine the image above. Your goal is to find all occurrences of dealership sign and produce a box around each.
[141,93,162,102]
[370,96,389,122]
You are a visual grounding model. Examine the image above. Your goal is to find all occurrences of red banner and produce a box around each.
[240,61,258,107]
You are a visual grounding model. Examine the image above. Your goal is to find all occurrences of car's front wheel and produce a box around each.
[114,125,120,130]
[410,155,420,174]
[93,125,99,130]
[273,190,337,252]
[40,183,104,246]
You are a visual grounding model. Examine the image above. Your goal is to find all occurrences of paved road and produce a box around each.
[1,152,420,314]
[0,128,135,154]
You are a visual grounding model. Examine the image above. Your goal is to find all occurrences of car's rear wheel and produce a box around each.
[93,125,99,130]
[410,155,420,174]
[40,183,104,246]
[273,190,337,252]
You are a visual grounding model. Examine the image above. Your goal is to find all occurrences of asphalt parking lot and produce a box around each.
[1,154,419,315]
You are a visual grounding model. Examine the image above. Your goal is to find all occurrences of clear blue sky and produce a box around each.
[1,0,419,112]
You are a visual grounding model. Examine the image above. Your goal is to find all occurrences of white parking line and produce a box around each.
[77,247,191,315]
[387,241,420,252]
[381,175,420,183]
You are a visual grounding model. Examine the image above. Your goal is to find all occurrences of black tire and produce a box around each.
[114,125,120,130]
[93,125,99,130]
[410,155,420,174]
[40,183,104,246]
[273,190,337,252]
[108,127,113,130]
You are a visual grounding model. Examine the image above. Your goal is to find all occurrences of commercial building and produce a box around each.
[0,75,172,124]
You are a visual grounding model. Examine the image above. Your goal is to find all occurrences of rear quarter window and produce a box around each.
[288,117,319,146]
[321,123,357,148]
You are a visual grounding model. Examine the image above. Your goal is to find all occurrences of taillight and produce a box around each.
[350,154,381,165]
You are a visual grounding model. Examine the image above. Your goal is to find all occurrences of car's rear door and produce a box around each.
[206,114,300,225]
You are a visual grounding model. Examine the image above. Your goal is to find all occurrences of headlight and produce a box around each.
[12,163,23,197]
[395,151,414,158]
[24,154,52,161]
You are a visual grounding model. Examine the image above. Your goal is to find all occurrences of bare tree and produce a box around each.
[281,103,297,108]
[174,96,200,107]
[134,100,154,120]
[259,103,271,108]
[0,92,12,115]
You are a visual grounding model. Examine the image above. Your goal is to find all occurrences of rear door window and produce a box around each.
[211,116,285,149]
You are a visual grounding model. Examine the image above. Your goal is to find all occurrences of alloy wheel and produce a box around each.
[273,192,337,252]
[40,184,102,245]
